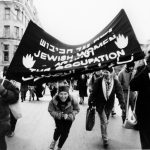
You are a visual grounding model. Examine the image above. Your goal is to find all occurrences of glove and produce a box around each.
[56,112,63,120]
[62,113,68,120]
[0,85,7,96]
[67,113,75,121]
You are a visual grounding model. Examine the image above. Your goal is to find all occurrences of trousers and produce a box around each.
[139,129,150,149]
[53,119,72,148]
[98,109,110,141]
[0,121,10,150]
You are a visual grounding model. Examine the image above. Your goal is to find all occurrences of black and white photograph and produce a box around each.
[0,0,150,150]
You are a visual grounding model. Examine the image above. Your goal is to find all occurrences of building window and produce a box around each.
[14,26,19,38]
[21,28,24,37]
[25,16,27,26]
[15,8,20,20]
[4,25,10,37]
[21,11,24,23]
[5,8,10,20]
[3,44,9,62]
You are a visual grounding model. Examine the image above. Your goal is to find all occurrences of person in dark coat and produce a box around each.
[88,70,103,94]
[118,62,137,113]
[48,85,80,150]
[34,83,44,101]
[130,54,150,149]
[2,66,20,138]
[77,74,88,104]
[88,67,126,147]
[0,77,19,150]
[20,82,28,102]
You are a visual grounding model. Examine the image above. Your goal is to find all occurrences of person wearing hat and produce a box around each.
[48,84,80,150]
[118,62,137,118]
[88,67,126,147]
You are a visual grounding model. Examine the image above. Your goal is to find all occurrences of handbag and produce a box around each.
[85,106,95,131]
[9,101,22,120]
[123,87,137,129]
[123,108,137,129]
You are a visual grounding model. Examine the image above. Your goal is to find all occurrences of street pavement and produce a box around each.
[6,88,141,150]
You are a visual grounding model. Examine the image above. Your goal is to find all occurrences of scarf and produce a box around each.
[102,77,114,100]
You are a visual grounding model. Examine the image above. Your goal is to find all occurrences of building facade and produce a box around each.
[0,0,41,72]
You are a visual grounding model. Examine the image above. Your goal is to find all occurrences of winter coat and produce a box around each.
[88,77,125,114]
[118,68,137,104]
[77,75,88,97]
[118,69,132,91]
[130,65,150,130]
[48,94,80,121]
[0,79,19,123]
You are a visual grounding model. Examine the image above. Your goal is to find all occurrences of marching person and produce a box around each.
[48,84,80,150]
[77,74,88,104]
[118,62,137,112]
[3,66,20,138]
[28,85,35,101]
[88,67,126,147]
[34,82,44,101]
[130,53,150,149]
[0,67,19,150]
[20,82,28,102]
[87,70,103,94]
[47,82,57,98]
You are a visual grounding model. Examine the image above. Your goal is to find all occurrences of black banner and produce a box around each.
[6,9,144,83]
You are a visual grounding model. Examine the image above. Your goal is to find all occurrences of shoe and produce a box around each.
[49,140,56,150]
[103,139,109,147]
[79,100,84,105]
[56,148,61,150]
[111,111,116,116]
[7,132,15,137]
[79,101,82,104]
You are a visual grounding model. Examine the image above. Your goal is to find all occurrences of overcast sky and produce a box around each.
[33,0,150,45]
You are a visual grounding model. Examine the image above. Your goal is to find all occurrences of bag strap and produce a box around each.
[125,72,133,117]
[1,76,6,85]
[133,92,138,113]
[125,86,130,117]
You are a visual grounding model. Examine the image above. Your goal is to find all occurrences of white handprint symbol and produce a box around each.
[115,34,128,49]
[22,54,36,69]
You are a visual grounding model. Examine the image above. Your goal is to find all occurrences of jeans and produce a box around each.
[124,91,137,111]
[98,109,110,141]
[0,121,10,150]
[53,119,72,148]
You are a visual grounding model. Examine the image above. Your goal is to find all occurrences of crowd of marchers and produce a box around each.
[0,51,150,150]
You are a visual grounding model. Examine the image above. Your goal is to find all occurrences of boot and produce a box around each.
[103,139,109,147]
[49,140,56,150]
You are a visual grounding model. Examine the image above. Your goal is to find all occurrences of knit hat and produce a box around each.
[58,85,69,93]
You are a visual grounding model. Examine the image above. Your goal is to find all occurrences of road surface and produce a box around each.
[6,88,141,150]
